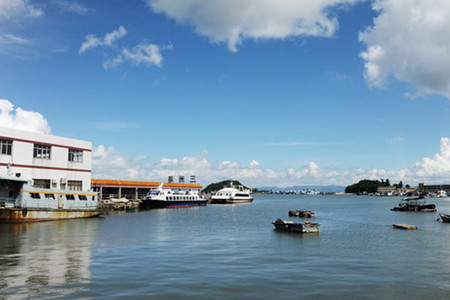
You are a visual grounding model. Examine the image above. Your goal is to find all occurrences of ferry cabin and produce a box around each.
[0,175,98,210]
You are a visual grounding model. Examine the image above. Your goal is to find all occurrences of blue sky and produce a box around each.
[1,0,450,188]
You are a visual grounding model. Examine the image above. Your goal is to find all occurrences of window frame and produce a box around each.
[33,144,51,159]
[0,139,12,155]
[68,148,83,163]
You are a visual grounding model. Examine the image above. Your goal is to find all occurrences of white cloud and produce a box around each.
[0,34,30,45]
[0,99,51,134]
[0,0,43,19]
[92,136,450,188]
[92,145,148,180]
[80,26,171,69]
[413,137,450,179]
[360,0,450,99]
[121,43,164,67]
[53,0,91,15]
[146,0,362,52]
[79,26,127,54]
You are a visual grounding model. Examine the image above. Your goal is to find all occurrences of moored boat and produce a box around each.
[391,195,436,212]
[210,183,253,204]
[0,174,102,223]
[439,213,450,223]
[140,183,207,209]
[272,218,320,233]
[288,210,315,218]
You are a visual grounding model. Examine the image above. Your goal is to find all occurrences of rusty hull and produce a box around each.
[0,208,102,223]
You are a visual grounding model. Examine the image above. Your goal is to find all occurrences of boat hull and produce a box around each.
[391,204,436,212]
[0,208,103,223]
[140,199,207,209]
[272,219,320,233]
[210,197,253,204]
[439,213,450,223]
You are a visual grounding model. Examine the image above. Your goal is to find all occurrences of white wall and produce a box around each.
[0,127,92,191]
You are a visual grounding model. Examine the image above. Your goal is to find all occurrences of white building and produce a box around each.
[0,127,92,191]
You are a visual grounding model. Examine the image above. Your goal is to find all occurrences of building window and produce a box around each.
[68,180,82,191]
[33,179,51,189]
[0,139,12,155]
[68,149,83,163]
[33,144,51,159]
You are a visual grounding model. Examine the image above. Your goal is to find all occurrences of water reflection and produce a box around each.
[0,218,100,298]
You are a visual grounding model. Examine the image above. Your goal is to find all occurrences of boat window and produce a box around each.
[92,196,96,201]
[66,194,75,200]
[45,194,55,199]
[79,195,87,201]
[30,193,40,199]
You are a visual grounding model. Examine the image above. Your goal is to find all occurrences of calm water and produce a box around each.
[2,194,450,299]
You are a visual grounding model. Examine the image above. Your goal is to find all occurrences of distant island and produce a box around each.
[345,179,410,194]
[202,180,250,194]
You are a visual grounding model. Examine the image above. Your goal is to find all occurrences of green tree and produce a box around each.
[345,179,388,194]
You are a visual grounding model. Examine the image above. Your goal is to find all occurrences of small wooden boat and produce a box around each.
[439,213,450,223]
[272,219,320,233]
[393,224,418,230]
[288,210,315,218]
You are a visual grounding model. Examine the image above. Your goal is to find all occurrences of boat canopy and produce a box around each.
[0,174,28,183]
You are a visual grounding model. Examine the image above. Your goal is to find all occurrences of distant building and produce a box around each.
[377,186,396,195]
[0,127,92,191]
[418,183,450,194]
[377,186,416,196]
[91,179,202,200]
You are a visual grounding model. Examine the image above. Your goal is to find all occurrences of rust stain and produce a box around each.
[0,208,102,223]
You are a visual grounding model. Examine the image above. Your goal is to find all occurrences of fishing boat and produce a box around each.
[210,183,253,204]
[272,219,320,233]
[0,174,102,223]
[140,183,207,209]
[391,195,436,212]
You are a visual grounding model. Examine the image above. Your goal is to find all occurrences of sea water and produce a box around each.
[2,194,450,299]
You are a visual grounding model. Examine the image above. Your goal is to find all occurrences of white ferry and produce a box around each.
[140,183,207,209]
[0,174,102,223]
[211,184,253,204]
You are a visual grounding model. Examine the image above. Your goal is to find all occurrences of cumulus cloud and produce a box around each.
[0,99,51,134]
[0,0,43,19]
[91,136,450,188]
[79,26,127,54]
[360,0,450,98]
[413,137,450,180]
[92,145,148,180]
[146,0,361,52]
